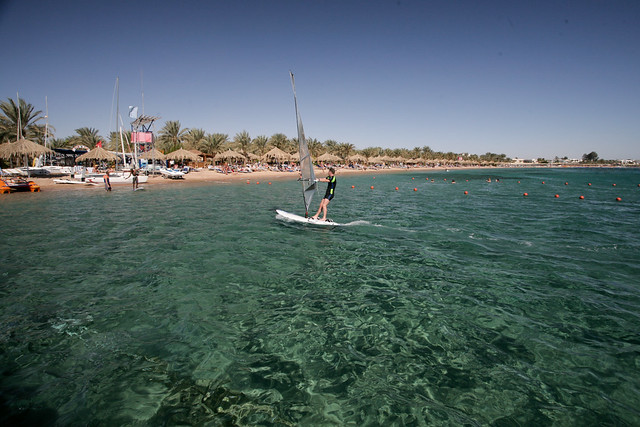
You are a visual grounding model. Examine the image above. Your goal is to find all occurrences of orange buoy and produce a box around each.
[412,177,415,180]
[370,186,374,189]
[579,195,584,199]
[616,197,622,202]
[564,182,568,185]
[554,194,559,198]
[413,188,417,192]
[517,181,521,183]
[395,187,398,191]
[588,183,592,186]
[268,182,272,185]
[613,183,616,187]
[542,181,545,184]
[464,191,468,195]
[351,185,355,189]
[246,180,250,184]
[523,193,528,196]
[256,181,260,184]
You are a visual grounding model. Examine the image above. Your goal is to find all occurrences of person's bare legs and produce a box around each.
[320,199,330,220]
[312,199,330,220]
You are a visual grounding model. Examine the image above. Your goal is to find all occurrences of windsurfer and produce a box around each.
[311,168,336,221]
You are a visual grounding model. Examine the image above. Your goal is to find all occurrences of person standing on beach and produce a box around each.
[103,170,111,191]
[131,168,139,190]
[311,167,336,221]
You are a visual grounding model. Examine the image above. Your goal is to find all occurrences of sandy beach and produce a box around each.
[27,165,487,192]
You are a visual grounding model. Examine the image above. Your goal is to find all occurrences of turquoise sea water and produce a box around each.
[1,167,639,425]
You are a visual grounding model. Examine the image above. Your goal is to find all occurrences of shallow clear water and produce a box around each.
[1,168,639,425]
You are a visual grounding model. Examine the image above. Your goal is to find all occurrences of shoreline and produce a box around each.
[14,164,635,193]
[24,165,476,192]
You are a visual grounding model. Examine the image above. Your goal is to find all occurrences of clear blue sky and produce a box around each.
[2,0,639,159]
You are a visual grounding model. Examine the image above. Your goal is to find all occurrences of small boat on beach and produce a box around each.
[76,172,149,184]
[53,179,99,186]
[1,177,41,193]
[159,169,184,179]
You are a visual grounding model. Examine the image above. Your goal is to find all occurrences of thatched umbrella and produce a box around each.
[165,148,199,162]
[214,149,246,162]
[262,147,292,162]
[317,152,341,162]
[348,154,366,163]
[139,148,166,160]
[0,138,53,159]
[0,142,13,159]
[0,138,54,177]
[75,146,118,163]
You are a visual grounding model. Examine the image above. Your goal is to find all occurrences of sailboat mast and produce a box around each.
[44,96,50,165]
[114,77,120,170]
[116,77,127,169]
[141,69,145,116]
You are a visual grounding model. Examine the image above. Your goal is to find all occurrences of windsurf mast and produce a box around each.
[290,71,317,217]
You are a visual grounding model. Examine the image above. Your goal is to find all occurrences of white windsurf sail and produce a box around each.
[290,71,317,216]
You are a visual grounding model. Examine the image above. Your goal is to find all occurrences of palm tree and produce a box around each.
[184,128,207,150]
[157,120,188,153]
[361,147,380,160]
[336,142,355,160]
[105,130,132,151]
[422,146,438,160]
[200,133,228,156]
[408,147,422,159]
[233,130,252,156]
[49,137,69,149]
[324,139,339,154]
[269,133,289,151]
[0,97,46,143]
[306,137,323,158]
[69,127,104,149]
[252,135,269,157]
[106,131,120,151]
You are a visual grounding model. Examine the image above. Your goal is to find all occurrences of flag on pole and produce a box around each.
[128,106,138,119]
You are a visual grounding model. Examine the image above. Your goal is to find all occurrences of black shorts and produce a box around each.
[324,193,334,201]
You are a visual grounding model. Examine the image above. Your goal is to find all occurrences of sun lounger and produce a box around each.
[0,168,25,176]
